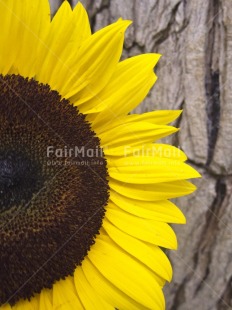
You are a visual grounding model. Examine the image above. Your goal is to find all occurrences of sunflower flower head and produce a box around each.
[0,1,200,309]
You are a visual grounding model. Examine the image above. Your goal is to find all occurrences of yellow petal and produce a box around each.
[0,0,50,76]
[99,122,178,150]
[105,143,187,160]
[35,1,73,85]
[105,202,177,249]
[37,2,91,91]
[61,20,131,101]
[125,110,183,125]
[12,295,39,310]
[39,288,52,309]
[0,1,22,74]
[72,2,91,39]
[74,267,114,310]
[110,192,186,223]
[108,156,200,184]
[94,111,182,136]
[91,110,182,136]
[53,276,84,310]
[88,234,165,309]
[103,218,172,282]
[110,179,196,201]
[81,53,160,117]
[0,304,12,310]
[82,258,147,310]
[14,0,50,77]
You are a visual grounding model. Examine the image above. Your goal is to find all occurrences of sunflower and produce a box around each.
[0,1,200,309]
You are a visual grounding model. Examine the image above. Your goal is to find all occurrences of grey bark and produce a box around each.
[50,1,232,309]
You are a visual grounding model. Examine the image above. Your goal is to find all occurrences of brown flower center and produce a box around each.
[0,74,109,306]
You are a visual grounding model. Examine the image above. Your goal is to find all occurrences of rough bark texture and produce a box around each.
[51,1,232,309]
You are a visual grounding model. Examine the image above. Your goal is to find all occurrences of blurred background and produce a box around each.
[50,1,232,309]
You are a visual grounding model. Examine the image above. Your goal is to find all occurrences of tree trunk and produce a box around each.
[51,1,232,309]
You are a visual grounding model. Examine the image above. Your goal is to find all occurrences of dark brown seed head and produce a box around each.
[0,74,109,306]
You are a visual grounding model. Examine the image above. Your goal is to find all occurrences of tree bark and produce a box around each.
[50,1,232,309]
